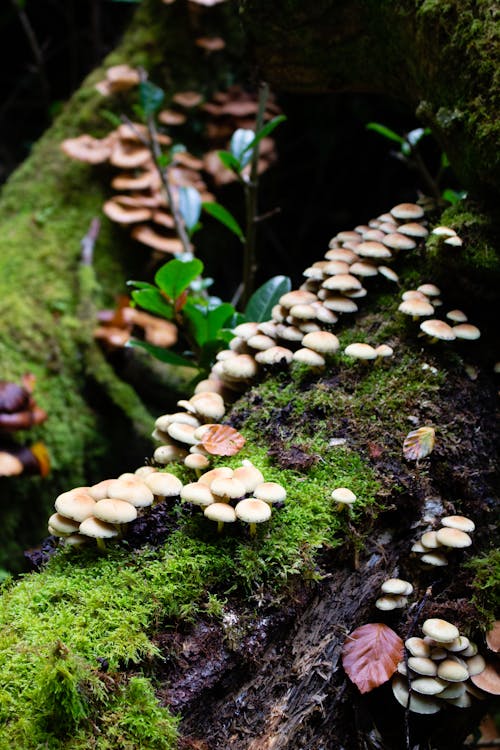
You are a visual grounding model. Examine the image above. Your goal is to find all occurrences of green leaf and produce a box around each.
[131,289,174,319]
[198,339,226,371]
[217,150,242,174]
[441,152,451,169]
[243,115,287,154]
[178,187,202,234]
[406,127,430,146]
[401,142,412,156]
[366,122,405,145]
[230,129,255,168]
[139,80,165,118]
[202,202,245,242]
[129,339,197,368]
[154,258,203,300]
[183,302,235,347]
[442,188,467,205]
[126,280,157,290]
[157,153,171,169]
[244,275,291,322]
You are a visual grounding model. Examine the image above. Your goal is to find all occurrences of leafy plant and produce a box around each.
[128,257,291,377]
[366,122,467,204]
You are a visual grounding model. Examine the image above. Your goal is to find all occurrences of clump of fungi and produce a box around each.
[375,578,413,611]
[0,376,49,478]
[411,515,474,567]
[392,617,489,713]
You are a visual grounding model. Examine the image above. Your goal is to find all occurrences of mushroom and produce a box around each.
[235,497,272,536]
[254,481,287,505]
[79,516,118,551]
[344,343,377,362]
[180,482,215,509]
[331,487,356,510]
[232,461,265,493]
[204,502,237,533]
[144,472,183,502]
[420,319,456,342]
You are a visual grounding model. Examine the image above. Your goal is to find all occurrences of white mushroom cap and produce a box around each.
[381,578,413,596]
[199,466,233,487]
[420,531,441,549]
[421,552,449,566]
[88,479,114,501]
[167,422,199,445]
[144,472,183,497]
[344,343,377,360]
[331,487,356,505]
[356,241,392,259]
[232,462,265,493]
[135,465,157,478]
[375,344,394,358]
[411,677,447,695]
[235,497,272,524]
[446,309,468,323]
[390,203,424,221]
[79,516,118,539]
[441,515,475,532]
[439,682,466,700]
[466,654,486,676]
[204,502,237,524]
[155,412,200,430]
[301,331,340,354]
[322,295,358,313]
[420,319,456,340]
[408,657,438,676]
[398,222,429,238]
[422,619,459,643]
[452,323,481,340]
[383,232,416,250]
[255,346,293,366]
[222,354,258,380]
[375,595,407,610]
[211,477,246,500]
[247,334,277,351]
[444,235,463,247]
[48,513,81,536]
[188,392,226,421]
[180,482,215,507]
[94,498,138,524]
[392,676,441,714]
[322,273,362,292]
[279,290,317,308]
[417,283,441,297]
[233,322,260,340]
[153,444,189,464]
[107,477,154,508]
[254,481,287,504]
[293,348,326,367]
[405,637,431,658]
[378,266,399,282]
[55,488,97,522]
[431,226,456,237]
[398,298,434,317]
[435,527,472,548]
[437,659,469,682]
[184,454,210,471]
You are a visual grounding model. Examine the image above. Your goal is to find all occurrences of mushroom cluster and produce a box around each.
[94,299,178,350]
[0,377,49,478]
[375,578,413,611]
[411,514,474,567]
[181,460,285,536]
[392,617,487,713]
[152,391,228,470]
[48,467,183,550]
[398,284,481,343]
[431,225,464,248]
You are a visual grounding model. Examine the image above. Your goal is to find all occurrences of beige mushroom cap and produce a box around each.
[398,222,429,238]
[381,578,413,596]
[279,290,317,308]
[247,334,278,351]
[48,513,81,536]
[293,348,326,367]
[344,343,377,360]
[331,487,357,505]
[107,477,154,508]
[204,502,237,524]
[408,657,438,676]
[323,295,358,313]
[436,527,472,548]
[255,346,293,365]
[441,515,475,532]
[79,516,118,539]
[356,241,392,259]
[94,498,138,525]
[153,444,189,464]
[181,482,215,507]
[392,676,441,714]
[232,462,265,493]
[88,479,114,501]
[446,309,468,323]
[422,618,459,643]
[222,354,258,380]
[417,283,441,297]
[437,659,469,682]
[411,677,448,695]
[452,323,481,340]
[383,232,416,250]
[421,552,449,566]
[167,422,199,445]
[470,660,500,695]
[60,134,112,164]
[184,454,210,471]
[405,637,431,658]
[235,497,272,524]
[156,412,200,430]
[199,466,234,487]
[211,477,246,500]
[375,595,407,610]
[131,225,184,255]
[254,481,287,504]
[390,203,425,221]
[466,654,486,676]
[189,392,226,421]
[398,298,434,317]
[378,266,399,283]
[375,344,394,358]
[322,273,362,292]
[420,319,456,340]
[301,330,340,354]
[55,488,97,522]
[145,472,183,497]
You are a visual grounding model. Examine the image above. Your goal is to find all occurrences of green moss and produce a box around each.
[466,548,500,628]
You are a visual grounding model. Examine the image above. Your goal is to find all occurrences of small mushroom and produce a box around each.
[204,502,237,533]
[234,497,272,537]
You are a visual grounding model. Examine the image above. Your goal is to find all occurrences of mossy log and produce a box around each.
[0,0,241,571]
[240,0,500,206]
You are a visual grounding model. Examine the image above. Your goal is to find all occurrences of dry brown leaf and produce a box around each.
[201,425,245,456]
[342,623,403,694]
[403,425,435,461]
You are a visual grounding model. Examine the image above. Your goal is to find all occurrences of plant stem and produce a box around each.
[241,81,269,309]
[408,144,442,201]
[146,114,193,258]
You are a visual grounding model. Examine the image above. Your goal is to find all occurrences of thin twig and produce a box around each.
[80,218,101,266]
[241,81,269,309]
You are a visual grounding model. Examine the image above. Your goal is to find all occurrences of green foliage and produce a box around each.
[138,80,165,118]
[244,275,291,322]
[154,258,203,302]
[202,201,245,242]
[466,549,500,627]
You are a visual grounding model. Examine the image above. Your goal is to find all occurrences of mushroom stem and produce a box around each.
[217,521,224,534]
[96,538,106,552]
[249,522,257,537]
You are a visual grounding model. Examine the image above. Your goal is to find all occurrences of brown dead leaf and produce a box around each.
[342,623,403,694]
[201,425,245,456]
